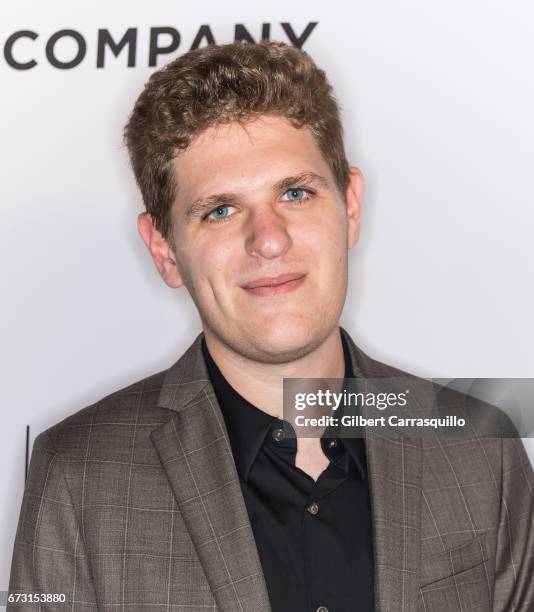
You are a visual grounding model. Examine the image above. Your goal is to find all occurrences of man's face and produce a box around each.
[139,115,363,364]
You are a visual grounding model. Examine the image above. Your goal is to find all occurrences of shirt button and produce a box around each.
[307,502,319,515]
[316,606,329,612]
[272,428,285,442]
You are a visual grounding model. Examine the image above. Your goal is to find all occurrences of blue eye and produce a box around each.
[285,188,306,202]
[204,188,311,223]
[207,205,231,222]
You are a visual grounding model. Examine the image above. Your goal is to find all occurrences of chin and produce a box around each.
[238,317,329,364]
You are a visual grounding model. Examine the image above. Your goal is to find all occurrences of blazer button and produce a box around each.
[316,606,329,612]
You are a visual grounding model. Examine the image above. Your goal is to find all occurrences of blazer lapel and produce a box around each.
[149,328,422,611]
[341,327,423,612]
[364,430,422,611]
[150,334,271,612]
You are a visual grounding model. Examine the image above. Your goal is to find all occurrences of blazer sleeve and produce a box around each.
[492,434,534,611]
[7,431,98,611]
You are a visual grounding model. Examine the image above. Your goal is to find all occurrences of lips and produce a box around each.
[241,273,306,290]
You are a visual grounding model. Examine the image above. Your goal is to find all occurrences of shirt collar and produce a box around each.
[201,329,367,481]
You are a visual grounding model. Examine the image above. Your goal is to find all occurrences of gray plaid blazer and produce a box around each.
[8,328,534,611]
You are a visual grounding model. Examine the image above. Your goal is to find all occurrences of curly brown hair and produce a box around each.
[123,42,350,243]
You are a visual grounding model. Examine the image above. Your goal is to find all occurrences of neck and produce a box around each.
[203,326,346,419]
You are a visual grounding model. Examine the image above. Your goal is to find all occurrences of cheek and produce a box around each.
[187,236,236,292]
[302,212,347,263]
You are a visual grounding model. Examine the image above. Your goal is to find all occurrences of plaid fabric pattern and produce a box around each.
[8,328,534,611]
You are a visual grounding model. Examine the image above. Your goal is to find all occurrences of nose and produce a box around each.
[244,207,292,260]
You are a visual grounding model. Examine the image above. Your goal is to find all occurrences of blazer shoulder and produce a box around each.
[38,367,171,456]
[354,343,519,439]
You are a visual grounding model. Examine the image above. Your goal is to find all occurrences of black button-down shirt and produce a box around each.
[201,331,374,612]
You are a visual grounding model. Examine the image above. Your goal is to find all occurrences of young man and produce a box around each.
[8,43,533,611]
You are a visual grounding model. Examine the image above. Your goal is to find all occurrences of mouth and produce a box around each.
[241,272,306,297]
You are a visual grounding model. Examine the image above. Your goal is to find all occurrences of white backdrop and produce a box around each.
[2,0,533,589]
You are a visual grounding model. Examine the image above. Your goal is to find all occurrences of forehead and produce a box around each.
[172,115,333,203]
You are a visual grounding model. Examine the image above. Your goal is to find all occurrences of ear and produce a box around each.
[137,212,184,288]
[345,166,365,249]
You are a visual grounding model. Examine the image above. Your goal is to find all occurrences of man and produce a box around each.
[8,42,533,611]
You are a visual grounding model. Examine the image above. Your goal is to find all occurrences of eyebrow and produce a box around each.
[184,171,329,220]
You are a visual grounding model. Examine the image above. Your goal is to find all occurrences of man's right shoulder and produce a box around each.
[35,367,174,457]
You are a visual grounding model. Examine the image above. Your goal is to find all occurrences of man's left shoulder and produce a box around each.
[354,340,521,439]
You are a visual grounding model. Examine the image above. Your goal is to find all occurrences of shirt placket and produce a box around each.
[301,453,348,612]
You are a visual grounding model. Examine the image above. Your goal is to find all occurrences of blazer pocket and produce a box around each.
[420,533,489,587]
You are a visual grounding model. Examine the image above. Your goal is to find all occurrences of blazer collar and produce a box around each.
[155,332,211,413]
